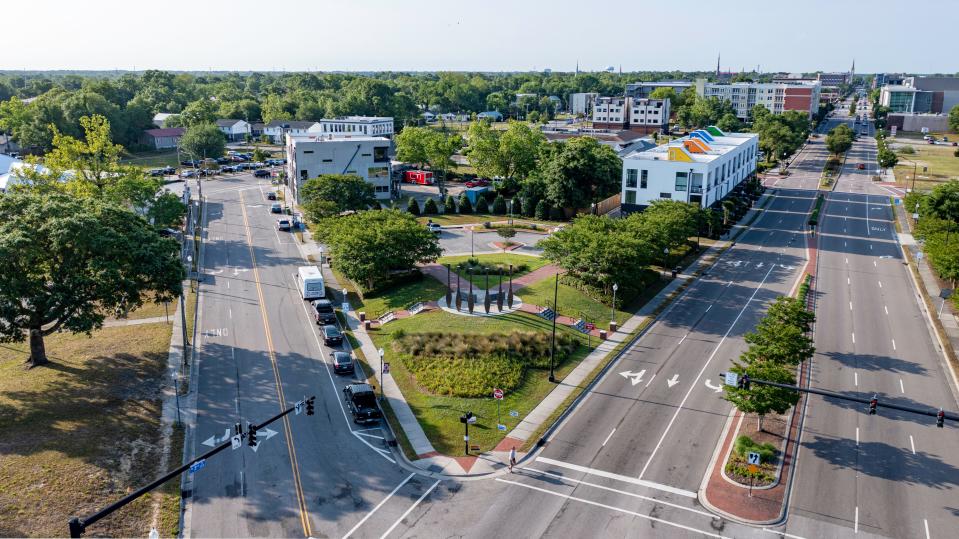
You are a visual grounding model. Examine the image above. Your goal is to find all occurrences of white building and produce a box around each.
[620,127,758,210]
[592,97,629,129]
[152,113,176,128]
[696,79,821,120]
[569,92,599,115]
[318,116,394,138]
[592,97,669,133]
[286,135,393,203]
[215,119,251,141]
[263,120,322,143]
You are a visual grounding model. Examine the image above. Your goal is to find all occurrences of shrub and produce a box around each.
[406,196,421,215]
[476,196,490,214]
[897,145,915,154]
[548,205,564,221]
[444,194,457,214]
[733,435,778,464]
[370,201,382,210]
[534,199,548,220]
[492,194,507,215]
[422,197,439,215]
[459,194,473,214]
[497,227,517,242]
[522,197,536,218]
[454,258,530,276]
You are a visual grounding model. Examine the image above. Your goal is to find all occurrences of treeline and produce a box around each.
[906,181,959,291]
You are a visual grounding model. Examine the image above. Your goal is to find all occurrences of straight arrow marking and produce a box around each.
[667,374,680,388]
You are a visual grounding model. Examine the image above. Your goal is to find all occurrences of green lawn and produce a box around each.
[520,278,632,326]
[368,309,593,454]
[120,150,181,168]
[893,142,959,189]
[348,274,448,319]
[437,253,548,286]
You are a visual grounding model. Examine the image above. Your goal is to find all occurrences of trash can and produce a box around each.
[364,320,371,330]
[599,330,608,340]
[609,321,618,333]
[359,311,366,322]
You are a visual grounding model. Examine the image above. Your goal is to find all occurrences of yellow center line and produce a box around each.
[238,190,312,537]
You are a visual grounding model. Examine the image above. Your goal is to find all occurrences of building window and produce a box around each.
[641,169,648,185]
[368,167,389,179]
[374,185,390,193]
[625,191,636,204]
[300,170,308,181]
[626,169,638,188]
[675,171,688,192]
[660,192,672,199]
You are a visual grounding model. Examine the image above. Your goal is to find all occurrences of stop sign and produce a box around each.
[493,388,504,400]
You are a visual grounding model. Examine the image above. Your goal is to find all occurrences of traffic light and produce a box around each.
[247,422,258,446]
[937,408,945,428]
[306,397,315,416]
[742,374,751,391]
[869,395,878,415]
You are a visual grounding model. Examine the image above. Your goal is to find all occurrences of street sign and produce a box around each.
[231,434,242,450]
[189,459,206,474]
[467,415,478,424]
[464,435,469,441]
[497,424,507,431]
[509,410,519,418]
[493,388,504,400]
[295,400,304,415]
[383,362,390,375]
[747,452,761,465]
[724,372,739,387]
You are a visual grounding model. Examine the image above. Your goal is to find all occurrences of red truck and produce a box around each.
[403,170,434,185]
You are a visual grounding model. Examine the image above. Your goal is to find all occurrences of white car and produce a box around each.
[426,222,442,234]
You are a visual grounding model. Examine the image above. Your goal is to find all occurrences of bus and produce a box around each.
[296,266,325,300]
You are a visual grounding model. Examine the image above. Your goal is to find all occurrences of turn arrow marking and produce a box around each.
[704,379,723,393]
[202,428,231,448]
[619,369,646,386]
[667,374,680,388]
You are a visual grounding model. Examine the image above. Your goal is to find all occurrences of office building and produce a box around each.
[285,135,393,203]
[318,116,394,138]
[624,81,692,99]
[696,79,821,120]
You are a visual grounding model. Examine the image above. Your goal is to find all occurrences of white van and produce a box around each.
[297,266,325,300]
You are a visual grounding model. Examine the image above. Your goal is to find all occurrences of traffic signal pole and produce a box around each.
[68,396,316,537]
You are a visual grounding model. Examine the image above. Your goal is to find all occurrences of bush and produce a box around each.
[534,199,548,220]
[459,194,473,214]
[492,194,507,215]
[370,200,382,210]
[443,194,457,214]
[454,257,530,276]
[548,205,564,221]
[406,196,421,215]
[522,197,536,218]
[422,197,439,215]
[733,435,778,464]
[476,196,490,214]
[897,145,915,154]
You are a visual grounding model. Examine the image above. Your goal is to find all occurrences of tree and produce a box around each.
[492,194,507,215]
[924,180,959,242]
[537,136,621,212]
[877,148,898,170]
[407,196,421,215]
[395,126,433,169]
[299,174,375,222]
[716,113,742,133]
[476,196,490,214]
[252,146,269,163]
[0,192,184,367]
[950,105,959,133]
[465,121,544,185]
[179,98,218,127]
[180,123,226,160]
[648,87,677,105]
[825,124,854,156]
[496,227,517,247]
[147,191,187,228]
[628,200,700,253]
[458,193,473,214]
[316,210,441,291]
[848,101,857,116]
[423,197,439,215]
[443,194,457,214]
[723,359,800,431]
[535,199,548,220]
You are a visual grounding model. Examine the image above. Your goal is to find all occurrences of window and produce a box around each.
[626,169,638,188]
[304,150,314,154]
[374,185,390,193]
[641,169,648,185]
[322,158,333,163]
[625,191,636,204]
[368,167,389,179]
[373,146,389,162]
[660,192,672,199]
[675,171,688,192]
[300,170,308,181]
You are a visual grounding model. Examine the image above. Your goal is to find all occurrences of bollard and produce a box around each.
[599,330,608,340]
[364,320,371,330]
[609,321,618,333]
[359,311,366,322]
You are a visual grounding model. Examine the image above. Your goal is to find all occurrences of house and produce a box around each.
[152,113,176,128]
[477,111,504,121]
[620,126,758,212]
[215,119,251,142]
[438,112,469,122]
[141,128,185,150]
[263,120,321,144]
[318,116,394,138]
[285,134,393,203]
[0,133,20,156]
[250,122,265,138]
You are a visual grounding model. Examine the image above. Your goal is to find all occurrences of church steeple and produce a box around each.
[716,53,721,77]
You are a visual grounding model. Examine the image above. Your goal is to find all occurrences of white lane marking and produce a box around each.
[869,244,873,250]
[900,378,905,394]
[495,479,723,539]
[343,473,415,539]
[645,373,656,388]
[705,304,712,312]
[227,281,230,289]
[852,332,856,344]
[884,305,889,315]
[878,280,883,288]
[855,506,859,533]
[848,277,851,285]
[537,456,697,498]
[526,467,715,519]
[640,264,778,479]
[846,257,849,264]
[677,333,688,346]
[856,427,859,446]
[892,339,897,351]
[850,301,853,311]
[602,428,616,447]
[379,479,440,539]
[354,431,385,440]
[910,435,917,455]
[761,528,808,539]
[854,372,858,386]
[874,260,877,267]
[727,280,733,287]
[924,518,930,539]
[228,308,232,319]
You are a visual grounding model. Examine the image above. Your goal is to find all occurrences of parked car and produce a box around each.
[311,299,337,325]
[254,169,270,178]
[180,159,200,167]
[216,157,231,164]
[426,221,442,234]
[148,168,164,177]
[464,178,490,188]
[276,218,292,231]
[179,169,197,178]
[220,165,236,173]
[343,383,380,424]
[161,166,176,175]
[271,202,282,213]
[857,163,866,170]
[331,352,355,375]
[322,324,343,346]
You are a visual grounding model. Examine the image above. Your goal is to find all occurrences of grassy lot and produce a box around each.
[416,213,561,227]
[520,278,633,326]
[0,323,177,538]
[893,142,959,189]
[367,309,593,454]
[345,273,448,319]
[121,150,181,168]
[437,253,549,286]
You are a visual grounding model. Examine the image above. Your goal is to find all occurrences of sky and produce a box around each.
[4,0,956,74]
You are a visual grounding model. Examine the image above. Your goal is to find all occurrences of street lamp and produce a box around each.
[471,227,475,258]
[662,248,670,278]
[378,348,385,400]
[548,273,559,383]
[611,283,618,323]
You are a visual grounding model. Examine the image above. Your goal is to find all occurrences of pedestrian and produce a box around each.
[508,446,517,473]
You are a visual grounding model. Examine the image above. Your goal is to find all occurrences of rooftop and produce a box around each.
[143,128,185,138]
[321,116,393,123]
[624,127,756,163]
[289,134,390,144]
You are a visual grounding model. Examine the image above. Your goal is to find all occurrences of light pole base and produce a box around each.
[549,375,556,383]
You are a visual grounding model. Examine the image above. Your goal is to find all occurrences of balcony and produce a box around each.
[690,185,703,194]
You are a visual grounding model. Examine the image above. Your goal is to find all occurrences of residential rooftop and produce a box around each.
[624,127,756,163]
[288,134,390,143]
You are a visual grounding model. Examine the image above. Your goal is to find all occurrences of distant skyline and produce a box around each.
[5,0,957,74]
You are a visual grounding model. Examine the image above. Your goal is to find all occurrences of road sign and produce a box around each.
[724,372,739,387]
[493,388,504,400]
[231,434,242,450]
[497,424,507,431]
[383,362,390,375]
[295,400,304,415]
[467,415,478,424]
[189,459,206,474]
[509,410,519,418]
[747,451,761,465]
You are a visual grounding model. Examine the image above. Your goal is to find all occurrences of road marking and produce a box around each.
[924,518,930,539]
[705,304,712,312]
[640,264,778,479]
[645,373,656,388]
[854,372,858,386]
[537,456,697,498]
[354,431,385,440]
[845,257,849,264]
[892,339,896,351]
[850,301,853,311]
[856,427,859,446]
[238,191,312,537]
[878,280,882,288]
[761,528,808,539]
[910,435,916,455]
[228,308,232,319]
[727,280,733,287]
[900,378,905,393]
[227,281,230,289]
[852,332,856,344]
[884,305,888,315]
[874,260,877,267]
[525,467,716,519]
[602,428,616,447]
[495,479,722,538]
[855,506,859,533]
[677,333,688,346]
[343,473,415,539]
[380,479,440,539]
[667,374,680,388]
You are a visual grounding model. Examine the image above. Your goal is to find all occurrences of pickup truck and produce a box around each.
[343,383,381,424]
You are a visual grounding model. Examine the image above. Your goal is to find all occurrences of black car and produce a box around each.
[311,299,337,324]
[254,169,270,178]
[331,351,355,375]
[322,324,343,346]
[161,166,176,175]
[343,383,380,423]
